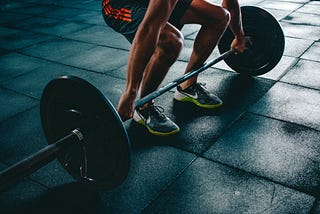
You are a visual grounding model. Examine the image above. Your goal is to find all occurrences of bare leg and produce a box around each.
[117,23,183,119]
[139,23,184,104]
[179,0,230,89]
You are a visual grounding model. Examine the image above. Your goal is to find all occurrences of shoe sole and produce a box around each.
[133,112,180,136]
[135,119,180,136]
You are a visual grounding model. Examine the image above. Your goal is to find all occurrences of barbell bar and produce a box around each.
[0,6,284,192]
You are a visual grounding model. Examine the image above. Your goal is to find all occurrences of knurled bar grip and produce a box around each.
[135,49,236,108]
[0,129,83,192]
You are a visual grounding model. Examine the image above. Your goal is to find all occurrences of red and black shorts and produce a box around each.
[102,0,193,43]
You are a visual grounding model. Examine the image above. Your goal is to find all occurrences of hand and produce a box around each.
[230,35,246,53]
[117,92,136,121]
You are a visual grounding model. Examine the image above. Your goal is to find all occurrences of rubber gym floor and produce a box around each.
[0,0,319,213]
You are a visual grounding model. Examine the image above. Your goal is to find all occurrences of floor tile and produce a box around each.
[281,59,320,90]
[0,1,31,11]
[1,62,126,101]
[0,107,45,164]
[204,113,320,195]
[40,7,85,20]
[296,2,320,14]
[0,53,47,82]
[280,21,320,41]
[0,180,48,214]
[65,10,105,25]
[258,1,303,11]
[98,146,196,214]
[15,16,60,32]
[21,37,96,62]
[21,183,101,214]
[264,8,292,20]
[259,56,297,81]
[60,46,129,73]
[0,88,38,122]
[301,42,320,62]
[144,158,315,213]
[0,12,32,28]
[64,25,131,50]
[249,82,320,130]
[283,11,320,26]
[283,37,314,57]
[8,4,56,15]
[0,29,53,50]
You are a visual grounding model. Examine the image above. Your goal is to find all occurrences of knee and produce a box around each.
[213,7,230,30]
[221,8,231,27]
[158,30,184,63]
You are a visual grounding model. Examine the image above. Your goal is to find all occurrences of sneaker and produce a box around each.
[133,104,180,136]
[174,83,223,108]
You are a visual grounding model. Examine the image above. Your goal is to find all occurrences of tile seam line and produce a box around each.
[198,111,248,156]
[140,156,199,213]
[2,10,109,27]
[2,24,131,52]
[296,40,319,60]
[278,1,310,22]
[198,155,318,198]
[268,57,300,82]
[6,2,101,13]
[278,79,320,92]
[13,50,127,81]
[281,19,320,28]
[247,111,320,132]
[0,84,40,100]
[0,104,38,127]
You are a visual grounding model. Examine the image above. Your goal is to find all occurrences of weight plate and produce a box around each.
[40,76,130,190]
[218,6,285,76]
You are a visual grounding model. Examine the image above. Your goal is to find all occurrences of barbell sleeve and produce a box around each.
[0,129,83,192]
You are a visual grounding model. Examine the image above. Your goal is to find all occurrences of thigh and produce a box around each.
[169,0,193,30]
[180,0,227,25]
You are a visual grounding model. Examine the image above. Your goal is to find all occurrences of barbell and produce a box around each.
[0,6,284,192]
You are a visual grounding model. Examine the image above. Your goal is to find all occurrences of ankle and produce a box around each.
[139,101,154,110]
[179,81,196,90]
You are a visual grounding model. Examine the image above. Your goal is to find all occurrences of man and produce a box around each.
[102,0,246,136]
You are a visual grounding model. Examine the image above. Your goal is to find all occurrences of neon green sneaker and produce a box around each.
[133,104,180,136]
[174,83,223,108]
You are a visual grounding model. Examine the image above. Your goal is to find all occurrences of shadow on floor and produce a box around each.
[21,183,101,214]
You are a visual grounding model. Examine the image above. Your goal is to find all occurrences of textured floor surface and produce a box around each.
[0,0,319,213]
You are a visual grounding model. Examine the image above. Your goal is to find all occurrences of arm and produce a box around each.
[117,0,178,120]
[222,0,246,52]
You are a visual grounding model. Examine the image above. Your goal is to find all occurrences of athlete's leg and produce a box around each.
[179,0,230,89]
[139,23,184,102]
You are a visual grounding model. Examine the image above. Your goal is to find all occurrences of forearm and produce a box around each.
[222,0,244,38]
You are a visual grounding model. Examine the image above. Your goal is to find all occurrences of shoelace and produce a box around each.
[147,104,166,120]
[193,83,210,96]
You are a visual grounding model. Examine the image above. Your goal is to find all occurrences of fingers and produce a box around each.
[230,37,246,53]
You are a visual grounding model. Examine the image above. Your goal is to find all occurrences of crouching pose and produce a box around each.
[102,0,246,136]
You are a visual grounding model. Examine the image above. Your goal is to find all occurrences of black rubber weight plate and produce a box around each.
[218,6,285,76]
[40,76,130,190]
